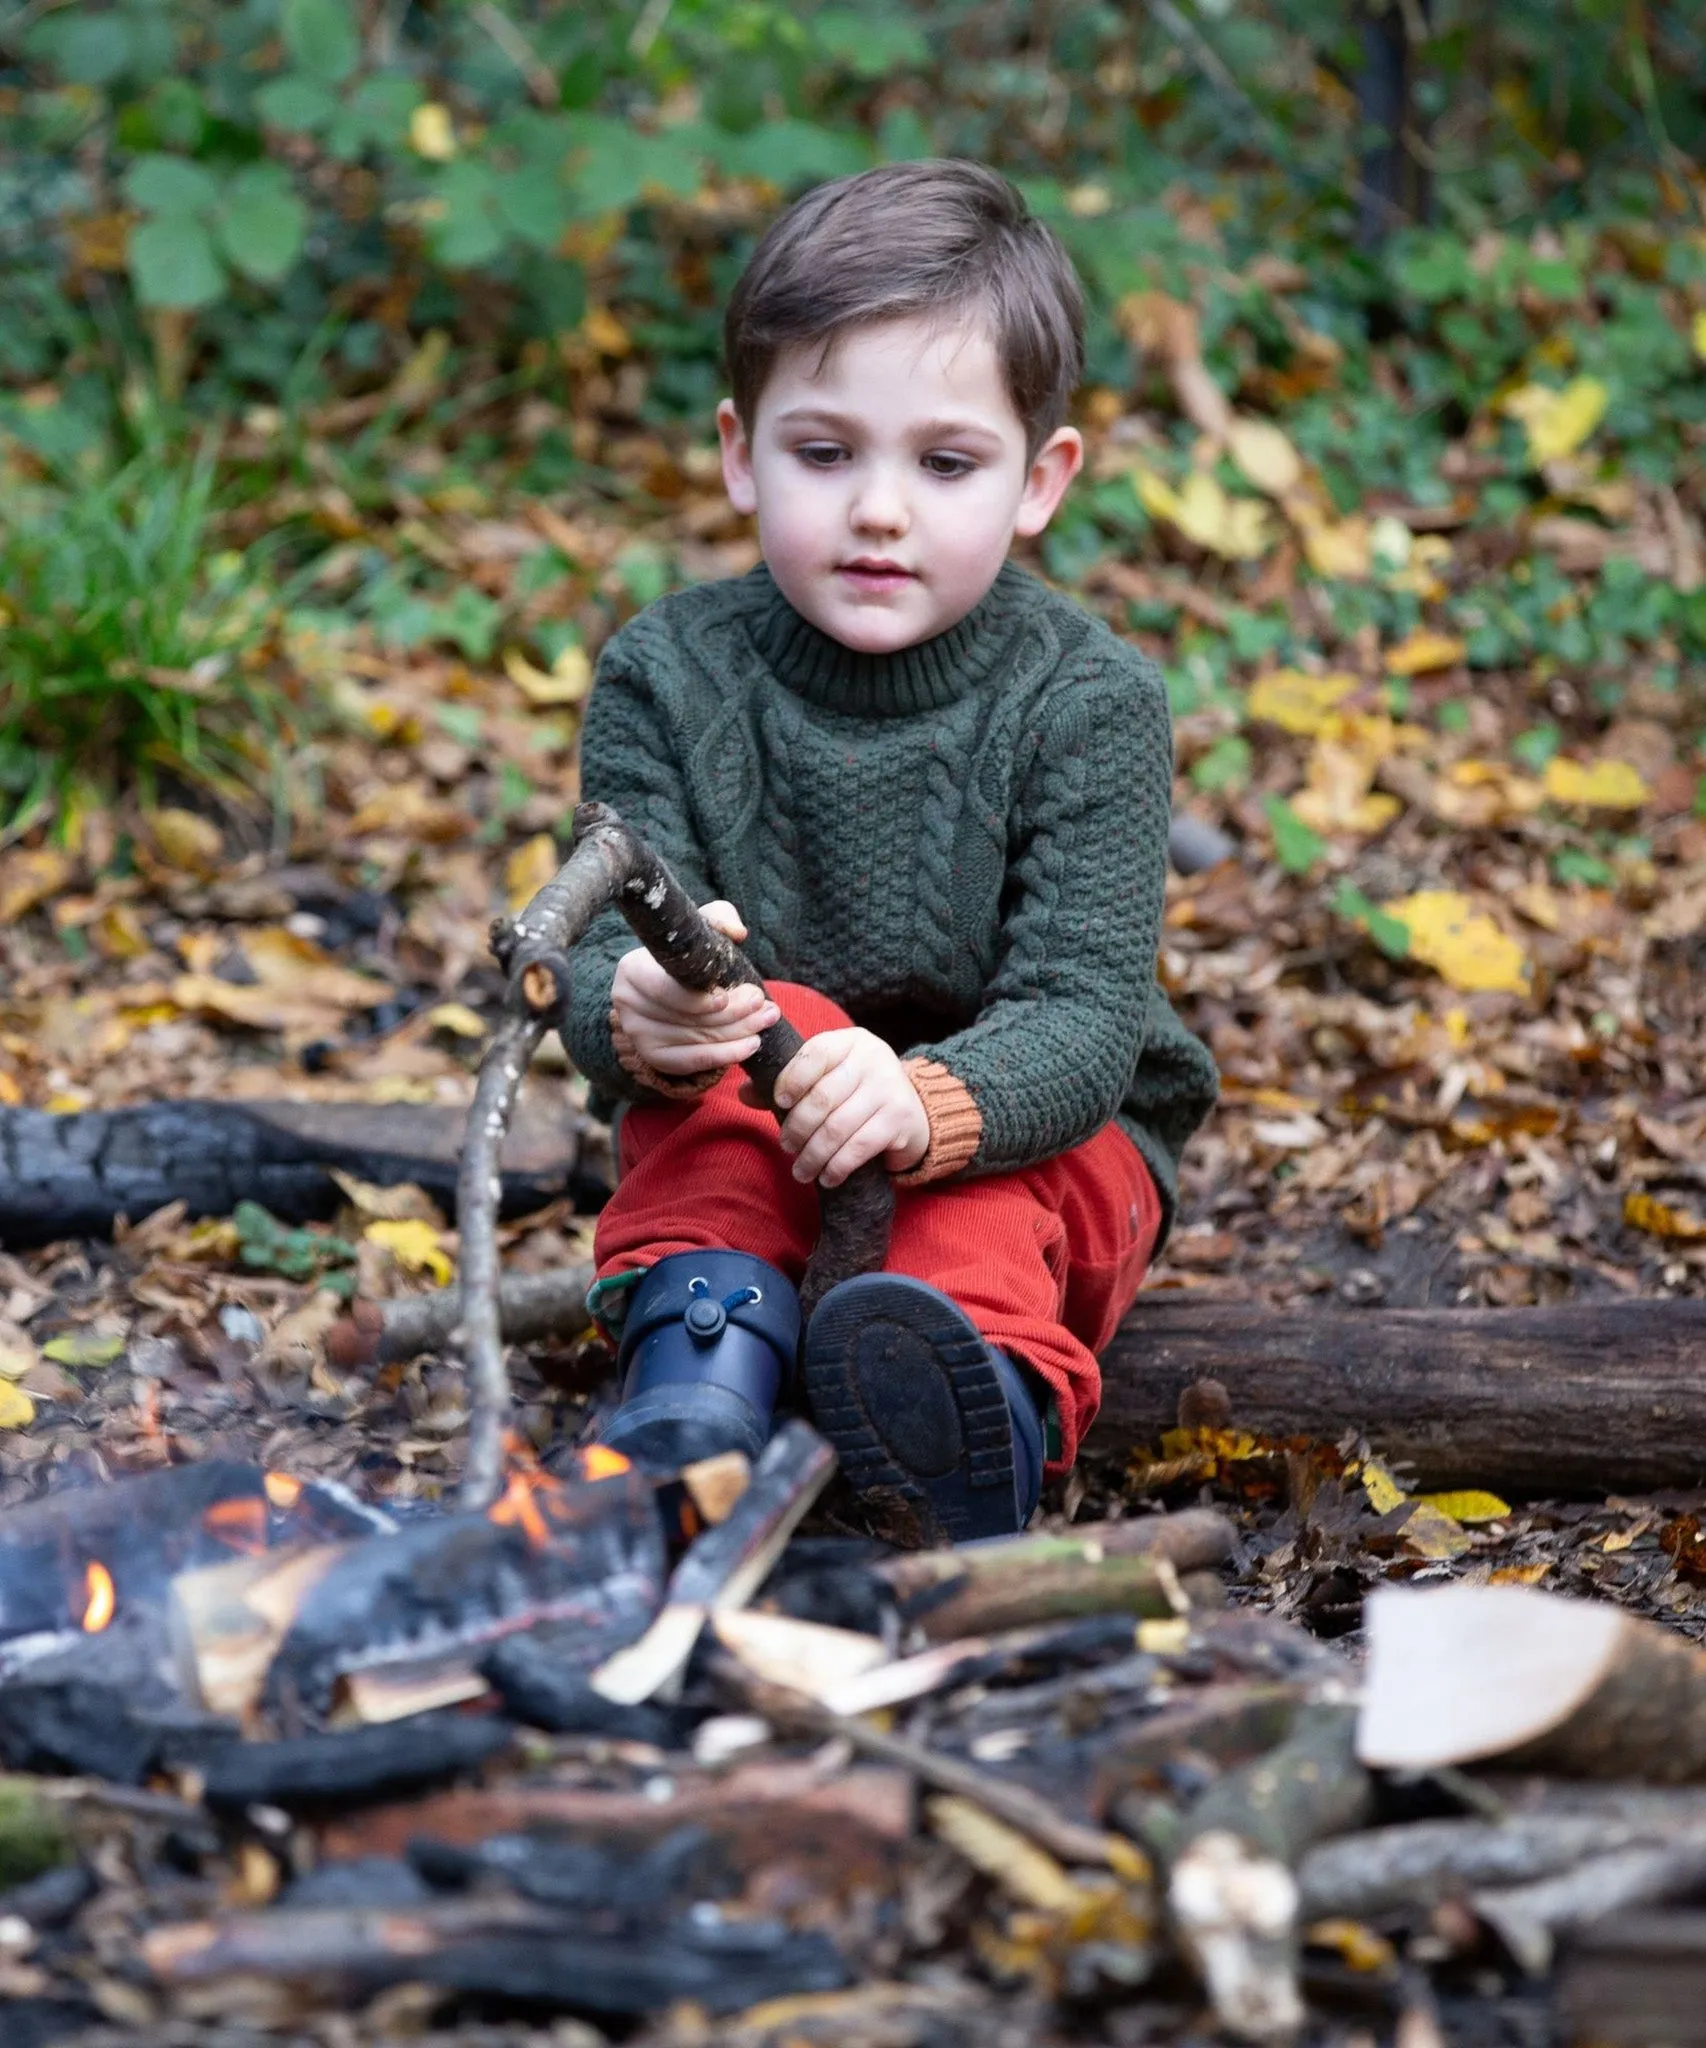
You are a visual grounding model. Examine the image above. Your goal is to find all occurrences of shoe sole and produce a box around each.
[802,1274,1020,1542]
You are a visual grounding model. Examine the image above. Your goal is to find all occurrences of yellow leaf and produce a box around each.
[1543,757,1650,809]
[1624,1190,1706,1241]
[1417,1489,1511,1524]
[1291,739,1402,838]
[1136,469,1272,560]
[1502,377,1609,466]
[1304,1920,1398,1976]
[502,642,593,707]
[364,1217,455,1285]
[1695,309,1706,362]
[1226,416,1303,497]
[1247,668,1358,736]
[0,1071,19,1107]
[0,1382,35,1430]
[505,832,560,914]
[1384,890,1531,996]
[409,102,457,161]
[145,806,223,877]
[0,846,71,924]
[1385,631,1467,676]
[1490,1561,1552,1586]
[1401,1501,1473,1560]
[581,305,631,358]
[93,903,151,961]
[427,1001,487,1039]
[1300,513,1371,580]
[1064,183,1112,218]
[1361,1457,1409,1515]
[42,1329,125,1367]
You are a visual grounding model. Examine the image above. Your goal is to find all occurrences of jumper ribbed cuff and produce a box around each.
[609,1010,722,1103]
[895,1058,983,1184]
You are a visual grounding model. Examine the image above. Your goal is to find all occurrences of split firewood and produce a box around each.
[454,801,894,1508]
[822,1612,1160,1719]
[1164,1698,1373,2043]
[1359,1584,1706,1780]
[590,1420,836,1705]
[1101,1294,1706,1494]
[874,1508,1233,1641]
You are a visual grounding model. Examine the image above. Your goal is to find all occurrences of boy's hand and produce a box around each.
[770,1028,929,1188]
[610,901,780,1079]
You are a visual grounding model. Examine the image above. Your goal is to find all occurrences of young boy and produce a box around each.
[566,160,1217,1539]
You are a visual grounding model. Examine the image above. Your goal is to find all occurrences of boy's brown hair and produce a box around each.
[723,159,1085,454]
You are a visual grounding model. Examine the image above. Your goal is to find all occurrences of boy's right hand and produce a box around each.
[609,901,781,1080]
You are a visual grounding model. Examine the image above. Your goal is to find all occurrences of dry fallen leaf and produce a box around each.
[1543,757,1650,810]
[1502,377,1609,466]
[0,1381,36,1430]
[1383,891,1531,997]
[1135,468,1272,561]
[1226,415,1303,497]
[1247,668,1359,736]
[145,806,224,878]
[364,1217,455,1285]
[1624,1191,1706,1241]
[1400,1502,1473,1560]
[505,832,561,914]
[1417,1490,1511,1524]
[0,847,72,924]
[503,643,593,707]
[1384,631,1466,676]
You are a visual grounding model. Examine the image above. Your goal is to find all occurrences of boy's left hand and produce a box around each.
[765,1028,930,1188]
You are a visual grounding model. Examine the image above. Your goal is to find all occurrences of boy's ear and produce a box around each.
[1012,425,1084,539]
[717,398,758,516]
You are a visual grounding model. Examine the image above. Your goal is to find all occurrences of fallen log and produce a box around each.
[1559,1911,1706,2047]
[0,1098,597,1249]
[1097,1295,1706,1495]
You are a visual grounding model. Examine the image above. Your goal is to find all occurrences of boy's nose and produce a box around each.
[849,473,909,537]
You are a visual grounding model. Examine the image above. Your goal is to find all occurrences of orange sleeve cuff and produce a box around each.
[610,1010,721,1103]
[895,1058,983,1185]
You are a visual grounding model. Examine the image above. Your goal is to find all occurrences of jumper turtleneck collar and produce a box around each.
[748,560,1039,717]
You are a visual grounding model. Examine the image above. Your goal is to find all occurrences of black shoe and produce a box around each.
[595,1251,798,1473]
[802,1273,1044,1541]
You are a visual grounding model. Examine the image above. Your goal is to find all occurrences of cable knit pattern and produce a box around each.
[565,560,1218,1239]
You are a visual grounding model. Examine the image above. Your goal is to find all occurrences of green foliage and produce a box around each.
[0,431,295,830]
[234,1201,358,1290]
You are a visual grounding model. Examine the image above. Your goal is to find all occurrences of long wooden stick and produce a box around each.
[456,801,893,1508]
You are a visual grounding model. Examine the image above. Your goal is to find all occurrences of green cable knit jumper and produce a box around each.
[566,559,1218,1243]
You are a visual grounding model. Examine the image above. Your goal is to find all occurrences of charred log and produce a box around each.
[0,1098,597,1249]
[200,1712,513,1812]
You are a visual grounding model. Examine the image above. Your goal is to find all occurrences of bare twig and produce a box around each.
[455,801,893,1508]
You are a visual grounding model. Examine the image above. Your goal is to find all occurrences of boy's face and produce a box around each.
[717,314,1082,655]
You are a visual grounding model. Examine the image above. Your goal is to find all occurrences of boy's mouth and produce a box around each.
[838,558,917,590]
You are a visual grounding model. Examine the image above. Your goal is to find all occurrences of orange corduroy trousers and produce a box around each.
[593,984,1162,1473]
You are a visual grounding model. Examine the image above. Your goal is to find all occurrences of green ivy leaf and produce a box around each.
[255,74,338,132]
[218,167,308,284]
[1263,793,1327,876]
[122,152,220,217]
[281,0,360,86]
[128,214,225,309]
[431,162,504,269]
[1333,882,1410,959]
[1190,734,1252,795]
[495,169,572,251]
[29,11,134,85]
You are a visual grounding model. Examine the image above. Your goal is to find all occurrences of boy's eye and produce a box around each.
[794,443,846,468]
[922,452,976,479]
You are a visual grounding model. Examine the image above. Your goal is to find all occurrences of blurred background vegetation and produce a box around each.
[0,0,1703,842]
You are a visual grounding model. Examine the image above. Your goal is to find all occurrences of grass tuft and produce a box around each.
[0,430,299,833]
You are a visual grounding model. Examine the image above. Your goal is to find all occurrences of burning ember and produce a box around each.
[80,1560,115,1634]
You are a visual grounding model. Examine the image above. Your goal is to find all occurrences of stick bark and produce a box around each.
[455,802,893,1508]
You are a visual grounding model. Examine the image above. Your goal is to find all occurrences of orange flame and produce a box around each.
[580,1445,631,1480]
[489,1469,552,1549]
[80,1560,115,1633]
[203,1496,268,1556]
[264,1472,303,1509]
